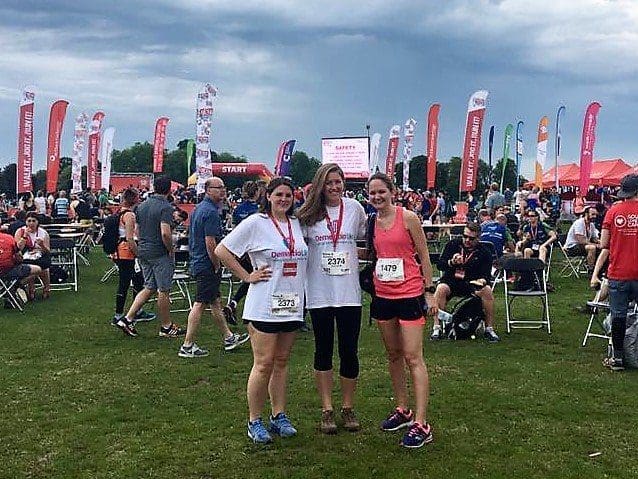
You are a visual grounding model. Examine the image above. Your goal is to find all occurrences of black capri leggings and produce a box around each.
[115,259,144,315]
[310,306,361,379]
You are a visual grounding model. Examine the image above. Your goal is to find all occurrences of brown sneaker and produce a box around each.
[341,407,361,432]
[320,409,337,434]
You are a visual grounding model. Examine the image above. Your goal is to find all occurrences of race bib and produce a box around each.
[321,251,350,276]
[134,259,141,273]
[271,293,300,316]
[532,243,540,251]
[375,258,405,282]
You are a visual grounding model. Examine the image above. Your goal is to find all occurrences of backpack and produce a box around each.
[624,314,638,369]
[102,212,123,255]
[444,296,485,340]
[75,199,92,220]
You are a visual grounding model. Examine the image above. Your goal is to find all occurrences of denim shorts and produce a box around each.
[139,255,175,292]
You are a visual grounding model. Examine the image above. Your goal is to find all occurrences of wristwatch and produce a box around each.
[424,285,436,294]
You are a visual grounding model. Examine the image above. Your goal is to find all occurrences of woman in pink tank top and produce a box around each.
[366,172,437,449]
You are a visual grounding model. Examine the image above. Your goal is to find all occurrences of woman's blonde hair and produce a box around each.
[297,163,345,226]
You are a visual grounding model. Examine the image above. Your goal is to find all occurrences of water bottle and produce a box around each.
[438,309,453,325]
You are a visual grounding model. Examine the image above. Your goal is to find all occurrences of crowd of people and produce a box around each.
[2,168,637,448]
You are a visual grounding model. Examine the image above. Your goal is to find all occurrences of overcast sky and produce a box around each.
[1,0,637,179]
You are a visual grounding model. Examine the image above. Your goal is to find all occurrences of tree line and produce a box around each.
[0,139,524,200]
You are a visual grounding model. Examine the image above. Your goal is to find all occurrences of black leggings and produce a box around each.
[310,306,361,379]
[115,259,144,315]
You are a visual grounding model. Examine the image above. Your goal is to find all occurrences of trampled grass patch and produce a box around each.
[1,250,636,478]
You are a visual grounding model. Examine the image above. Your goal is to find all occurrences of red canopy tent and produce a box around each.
[559,159,632,187]
[527,159,632,188]
[527,163,580,188]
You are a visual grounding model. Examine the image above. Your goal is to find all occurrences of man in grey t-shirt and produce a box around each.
[116,175,186,339]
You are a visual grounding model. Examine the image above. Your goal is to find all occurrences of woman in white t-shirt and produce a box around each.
[297,163,366,434]
[15,212,51,299]
[216,177,308,445]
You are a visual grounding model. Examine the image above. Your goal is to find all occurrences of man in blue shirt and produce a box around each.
[179,176,248,358]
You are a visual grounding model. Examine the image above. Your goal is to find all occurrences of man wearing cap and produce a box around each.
[600,174,638,371]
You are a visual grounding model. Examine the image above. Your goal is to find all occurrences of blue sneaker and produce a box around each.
[400,422,434,449]
[268,412,297,437]
[381,407,414,431]
[247,418,273,444]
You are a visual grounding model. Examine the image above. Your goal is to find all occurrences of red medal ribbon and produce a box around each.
[325,200,344,251]
[269,214,295,255]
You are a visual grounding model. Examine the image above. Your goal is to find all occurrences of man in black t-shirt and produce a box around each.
[430,223,500,342]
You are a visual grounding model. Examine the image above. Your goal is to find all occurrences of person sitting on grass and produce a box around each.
[431,222,500,343]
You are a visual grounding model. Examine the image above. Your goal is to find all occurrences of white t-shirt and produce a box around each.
[34,197,47,215]
[302,197,367,309]
[565,217,599,249]
[220,213,308,323]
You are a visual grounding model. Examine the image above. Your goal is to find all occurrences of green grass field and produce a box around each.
[1,250,636,478]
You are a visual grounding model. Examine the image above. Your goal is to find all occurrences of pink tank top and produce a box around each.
[373,206,423,299]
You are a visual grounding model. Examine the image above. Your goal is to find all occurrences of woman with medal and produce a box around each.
[366,172,437,449]
[216,177,308,445]
[297,163,367,434]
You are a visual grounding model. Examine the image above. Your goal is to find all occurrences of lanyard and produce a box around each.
[529,224,538,240]
[460,247,475,265]
[269,214,295,255]
[325,200,344,251]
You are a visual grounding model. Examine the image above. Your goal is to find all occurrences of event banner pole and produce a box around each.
[16,87,35,195]
[426,104,440,189]
[460,90,488,196]
[87,111,105,190]
[578,101,602,195]
[402,118,417,192]
[488,125,494,182]
[195,84,218,193]
[535,116,549,188]
[46,100,69,193]
[71,113,88,194]
[275,140,296,177]
[153,117,170,173]
[369,133,381,175]
[384,125,400,180]
[186,139,195,178]
[100,127,115,191]
[554,105,566,190]
[515,120,524,189]
[499,123,513,193]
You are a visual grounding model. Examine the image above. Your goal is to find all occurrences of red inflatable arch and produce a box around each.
[188,163,274,185]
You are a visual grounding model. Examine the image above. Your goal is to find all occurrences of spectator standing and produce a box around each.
[34,191,47,216]
[110,188,155,326]
[179,177,249,358]
[485,183,505,212]
[116,176,185,338]
[53,190,70,221]
[600,174,638,371]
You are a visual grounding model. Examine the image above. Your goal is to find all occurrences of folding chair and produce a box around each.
[582,278,610,347]
[49,238,79,292]
[503,257,551,334]
[423,225,441,252]
[479,241,504,289]
[170,249,194,313]
[0,277,24,312]
[556,233,587,278]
